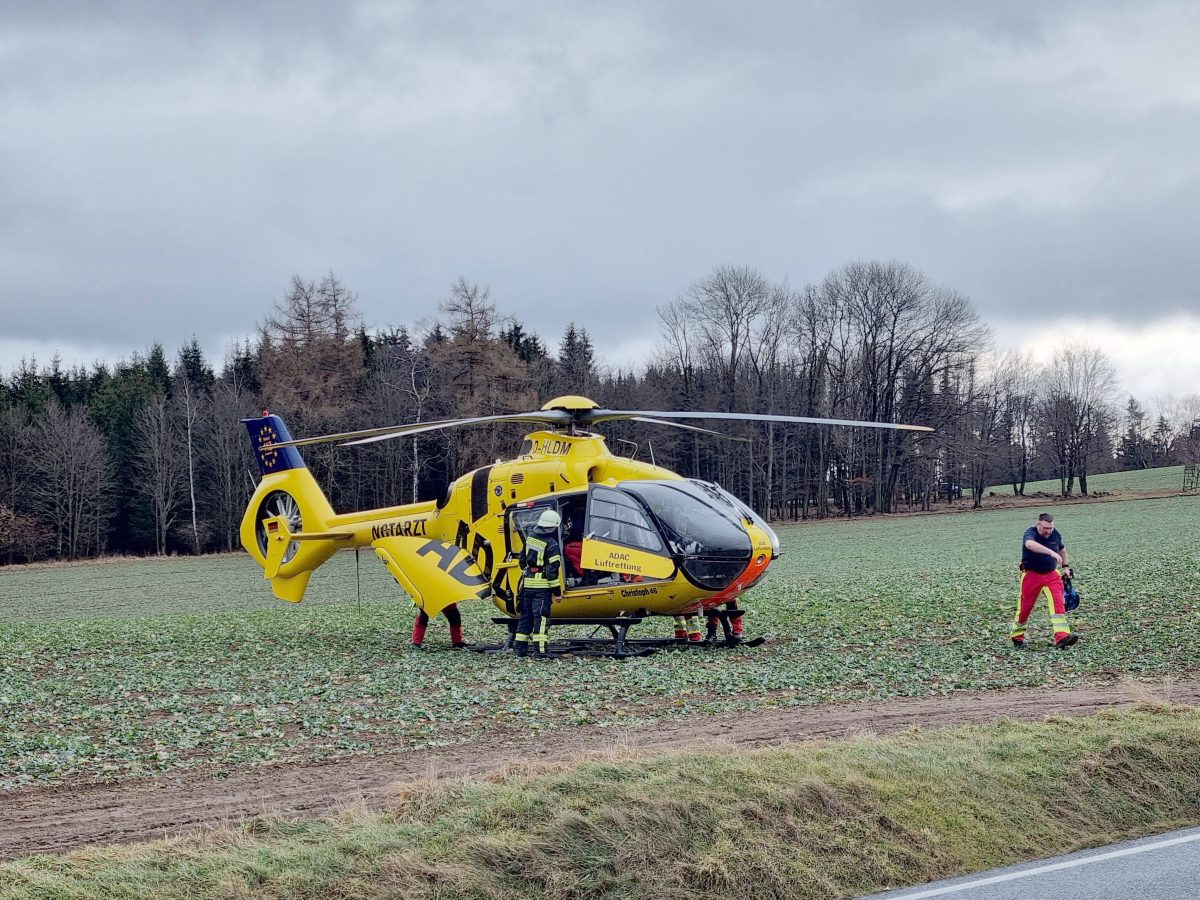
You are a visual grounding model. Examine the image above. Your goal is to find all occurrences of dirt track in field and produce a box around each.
[3,678,1197,861]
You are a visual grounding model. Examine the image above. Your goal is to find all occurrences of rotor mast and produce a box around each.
[540,395,600,437]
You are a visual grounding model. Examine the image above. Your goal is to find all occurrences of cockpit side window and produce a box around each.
[586,487,666,553]
[619,481,752,560]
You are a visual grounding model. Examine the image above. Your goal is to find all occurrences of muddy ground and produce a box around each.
[3,677,1197,861]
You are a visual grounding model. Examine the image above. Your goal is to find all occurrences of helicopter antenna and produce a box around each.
[648,440,656,467]
[616,438,639,460]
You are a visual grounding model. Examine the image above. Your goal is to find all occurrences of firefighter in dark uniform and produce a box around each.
[514,509,563,658]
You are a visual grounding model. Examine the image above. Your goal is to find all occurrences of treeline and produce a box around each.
[2,263,1198,562]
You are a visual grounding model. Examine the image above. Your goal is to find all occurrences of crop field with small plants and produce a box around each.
[1,495,1197,789]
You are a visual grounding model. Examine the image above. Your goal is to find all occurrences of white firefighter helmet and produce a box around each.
[536,509,561,530]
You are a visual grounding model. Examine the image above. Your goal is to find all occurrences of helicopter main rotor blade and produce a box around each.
[264,402,931,452]
[628,416,751,441]
[586,409,934,432]
[342,411,572,446]
[263,416,465,450]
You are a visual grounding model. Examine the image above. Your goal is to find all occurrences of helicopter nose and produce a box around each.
[732,525,774,591]
[741,549,770,585]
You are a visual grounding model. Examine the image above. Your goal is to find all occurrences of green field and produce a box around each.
[981,464,1186,496]
[1,495,1198,788]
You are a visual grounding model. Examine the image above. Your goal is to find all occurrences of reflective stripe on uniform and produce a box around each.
[1012,570,1072,639]
[523,536,561,589]
[1011,571,1030,639]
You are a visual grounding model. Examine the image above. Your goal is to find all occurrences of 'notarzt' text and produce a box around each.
[371,519,428,540]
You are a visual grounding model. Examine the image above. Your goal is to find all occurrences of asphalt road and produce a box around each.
[860,825,1200,900]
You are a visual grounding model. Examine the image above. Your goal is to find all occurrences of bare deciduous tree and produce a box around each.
[200,375,258,551]
[27,402,114,559]
[993,351,1040,495]
[1040,343,1118,495]
[682,265,772,411]
[133,395,186,554]
[259,272,364,416]
[178,379,204,553]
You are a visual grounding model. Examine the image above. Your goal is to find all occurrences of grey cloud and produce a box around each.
[1,0,1198,370]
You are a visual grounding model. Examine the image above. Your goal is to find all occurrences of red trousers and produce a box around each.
[412,603,464,645]
[1011,570,1071,642]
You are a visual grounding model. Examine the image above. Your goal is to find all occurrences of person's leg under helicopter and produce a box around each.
[443,603,468,648]
[411,609,430,651]
[726,600,744,639]
[706,602,745,643]
[673,615,703,642]
[411,603,469,651]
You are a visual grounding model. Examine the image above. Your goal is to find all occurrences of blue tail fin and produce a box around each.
[243,413,307,476]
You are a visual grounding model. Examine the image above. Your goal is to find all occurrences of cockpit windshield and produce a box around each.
[619,480,751,560]
[692,480,781,558]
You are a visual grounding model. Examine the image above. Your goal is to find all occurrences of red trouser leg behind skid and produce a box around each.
[726,600,744,636]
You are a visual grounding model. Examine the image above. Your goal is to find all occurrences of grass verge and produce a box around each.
[2,706,1199,899]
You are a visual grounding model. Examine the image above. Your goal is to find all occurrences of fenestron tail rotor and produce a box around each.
[260,394,932,451]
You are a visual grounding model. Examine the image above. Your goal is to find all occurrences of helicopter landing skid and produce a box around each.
[699,608,765,648]
[619,635,767,650]
[468,616,659,660]
[467,616,764,659]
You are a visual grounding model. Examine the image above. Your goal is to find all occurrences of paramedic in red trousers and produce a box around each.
[1011,513,1078,650]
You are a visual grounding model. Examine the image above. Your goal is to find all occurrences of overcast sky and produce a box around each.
[2,0,1198,402]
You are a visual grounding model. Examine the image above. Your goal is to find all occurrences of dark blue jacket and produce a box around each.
[1021,526,1064,574]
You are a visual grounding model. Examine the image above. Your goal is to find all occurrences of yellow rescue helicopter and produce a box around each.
[241,396,931,656]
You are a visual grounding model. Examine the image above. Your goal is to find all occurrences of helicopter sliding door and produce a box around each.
[501,499,557,613]
[579,485,675,581]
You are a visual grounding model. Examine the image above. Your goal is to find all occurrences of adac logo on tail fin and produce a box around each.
[243,412,307,475]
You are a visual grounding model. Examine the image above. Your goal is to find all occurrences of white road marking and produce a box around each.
[881,830,1200,899]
